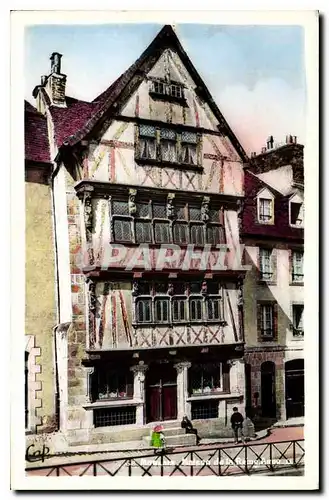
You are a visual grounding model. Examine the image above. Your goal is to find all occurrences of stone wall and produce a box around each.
[25,177,57,432]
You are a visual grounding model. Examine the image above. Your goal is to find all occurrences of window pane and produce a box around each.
[176,205,186,220]
[190,297,203,321]
[190,224,204,245]
[182,131,197,143]
[172,298,187,321]
[152,81,165,94]
[96,369,133,400]
[161,140,177,162]
[290,202,304,225]
[160,128,176,140]
[154,282,167,294]
[209,209,220,222]
[170,85,183,99]
[292,252,304,281]
[182,143,197,164]
[139,138,156,159]
[153,203,167,219]
[190,282,201,294]
[173,222,189,244]
[112,200,129,216]
[155,298,169,323]
[189,207,201,221]
[207,297,221,320]
[154,221,170,243]
[261,305,273,337]
[259,199,272,222]
[207,225,225,245]
[136,203,150,218]
[135,220,152,243]
[260,248,273,280]
[139,124,156,137]
[114,219,132,242]
[136,298,152,322]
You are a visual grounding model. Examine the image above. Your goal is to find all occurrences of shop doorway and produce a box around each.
[146,363,177,422]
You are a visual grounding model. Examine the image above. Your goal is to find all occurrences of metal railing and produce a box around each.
[26,439,304,477]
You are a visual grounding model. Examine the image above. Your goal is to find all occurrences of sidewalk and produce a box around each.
[26,425,303,469]
[272,417,304,428]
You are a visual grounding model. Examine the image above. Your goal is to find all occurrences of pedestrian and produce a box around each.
[181,415,201,445]
[230,407,245,444]
[151,425,166,453]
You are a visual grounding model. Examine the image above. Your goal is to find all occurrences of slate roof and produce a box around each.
[242,169,304,241]
[24,100,51,164]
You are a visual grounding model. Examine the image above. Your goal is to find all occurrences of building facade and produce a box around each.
[242,137,304,425]
[26,25,250,450]
[25,101,57,435]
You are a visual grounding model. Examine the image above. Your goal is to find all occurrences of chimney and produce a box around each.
[261,147,267,154]
[250,152,257,158]
[44,52,67,107]
[286,135,298,145]
[266,135,274,150]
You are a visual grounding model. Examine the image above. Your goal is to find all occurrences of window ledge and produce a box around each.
[256,220,275,226]
[258,280,277,286]
[135,157,204,172]
[149,91,188,106]
[132,321,227,328]
[290,281,304,286]
[83,399,143,410]
[187,392,239,402]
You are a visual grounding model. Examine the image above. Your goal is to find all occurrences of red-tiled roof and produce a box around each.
[242,169,304,241]
[24,100,51,164]
[48,25,248,162]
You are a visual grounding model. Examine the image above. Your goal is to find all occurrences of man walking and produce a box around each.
[230,407,245,444]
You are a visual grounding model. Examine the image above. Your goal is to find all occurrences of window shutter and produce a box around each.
[256,248,261,281]
[288,249,293,282]
[222,362,230,392]
[257,303,262,342]
[271,248,277,283]
[273,302,278,341]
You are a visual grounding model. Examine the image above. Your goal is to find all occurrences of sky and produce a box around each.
[25,23,306,154]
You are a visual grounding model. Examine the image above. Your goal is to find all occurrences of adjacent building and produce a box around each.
[25,101,57,435]
[242,136,304,424]
[25,25,250,451]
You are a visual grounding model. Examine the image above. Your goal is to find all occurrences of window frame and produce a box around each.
[133,281,225,326]
[188,362,223,396]
[292,251,304,283]
[257,189,275,225]
[260,304,274,339]
[289,200,304,228]
[259,247,273,281]
[291,303,304,337]
[93,368,134,402]
[110,198,226,247]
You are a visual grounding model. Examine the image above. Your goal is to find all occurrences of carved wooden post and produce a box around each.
[201,196,210,222]
[84,190,94,265]
[237,277,245,342]
[87,279,97,349]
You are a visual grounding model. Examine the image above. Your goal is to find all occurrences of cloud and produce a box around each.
[215,78,306,154]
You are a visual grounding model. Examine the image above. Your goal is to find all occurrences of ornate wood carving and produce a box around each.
[166,193,176,219]
[129,188,137,216]
[201,196,210,222]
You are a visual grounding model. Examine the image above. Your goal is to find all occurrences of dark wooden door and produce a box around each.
[146,364,177,422]
[261,361,276,418]
[285,359,304,419]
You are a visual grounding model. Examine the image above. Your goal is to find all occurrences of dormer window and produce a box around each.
[170,83,183,99]
[290,201,304,227]
[257,188,274,224]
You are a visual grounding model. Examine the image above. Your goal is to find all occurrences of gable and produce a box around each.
[57,25,247,164]
[257,187,275,200]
